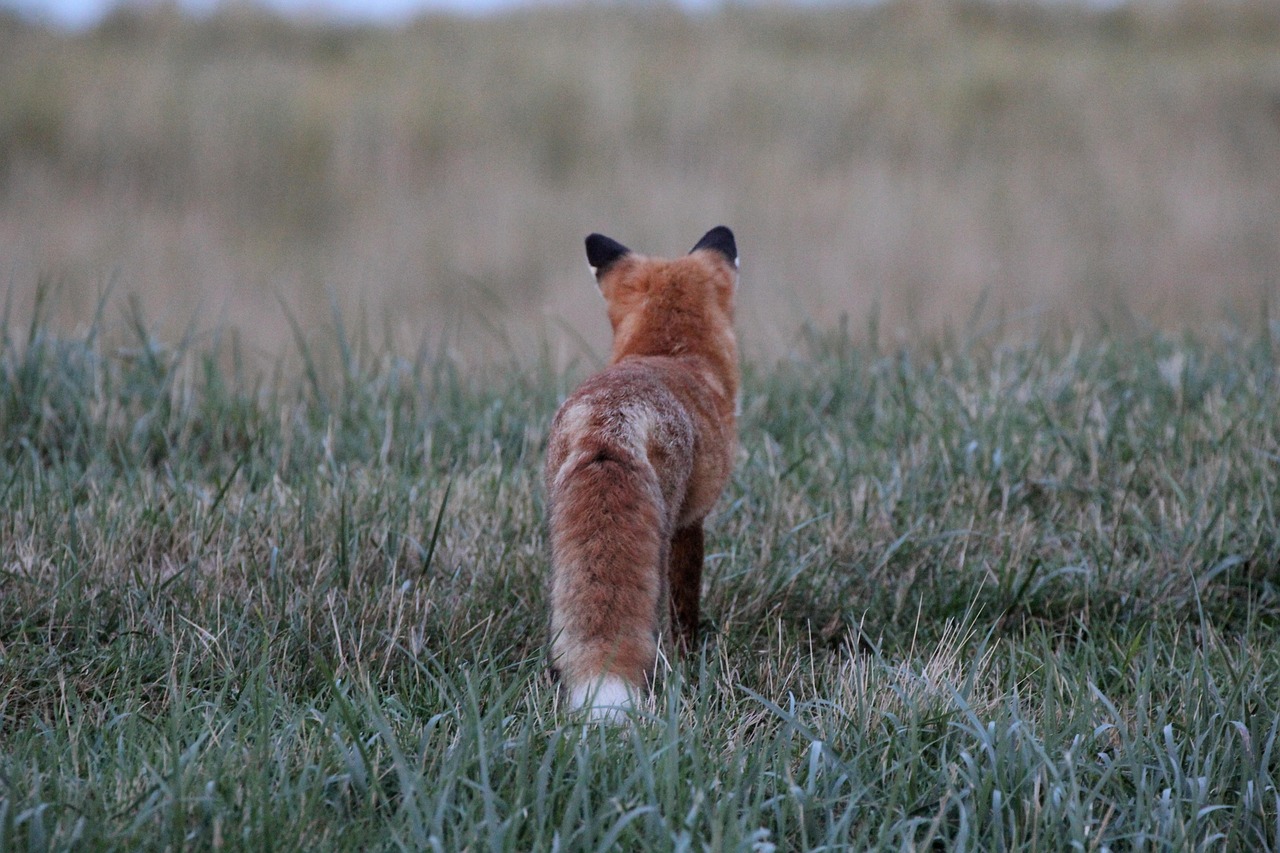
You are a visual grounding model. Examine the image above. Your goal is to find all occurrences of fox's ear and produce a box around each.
[690,226,737,268]
[585,233,630,279]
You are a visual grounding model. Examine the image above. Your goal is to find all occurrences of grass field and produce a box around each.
[2,293,1278,849]
[2,1,1280,359]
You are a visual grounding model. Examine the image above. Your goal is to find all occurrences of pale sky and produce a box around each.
[1,0,590,28]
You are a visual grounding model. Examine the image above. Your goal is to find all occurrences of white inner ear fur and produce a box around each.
[588,262,605,297]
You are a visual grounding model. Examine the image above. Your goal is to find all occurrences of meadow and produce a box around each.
[2,1,1280,849]
[2,0,1279,359]
[2,295,1278,849]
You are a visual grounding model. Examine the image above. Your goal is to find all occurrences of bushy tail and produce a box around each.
[548,447,666,721]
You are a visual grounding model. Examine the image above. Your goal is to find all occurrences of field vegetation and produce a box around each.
[2,298,1278,848]
[1,0,1279,359]
[2,1,1280,849]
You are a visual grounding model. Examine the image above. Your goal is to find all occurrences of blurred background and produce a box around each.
[1,0,1278,364]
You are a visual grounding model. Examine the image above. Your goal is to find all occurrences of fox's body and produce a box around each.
[545,227,739,720]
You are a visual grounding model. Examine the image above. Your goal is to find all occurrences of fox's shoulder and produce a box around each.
[571,355,723,405]
[557,357,685,418]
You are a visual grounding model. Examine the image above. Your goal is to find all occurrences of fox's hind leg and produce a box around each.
[668,523,704,653]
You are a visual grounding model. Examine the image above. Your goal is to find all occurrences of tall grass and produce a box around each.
[2,297,1278,849]
[2,1,1279,359]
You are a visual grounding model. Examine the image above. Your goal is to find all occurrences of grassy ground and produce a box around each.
[2,295,1278,849]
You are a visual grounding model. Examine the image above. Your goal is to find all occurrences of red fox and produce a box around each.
[545,226,739,720]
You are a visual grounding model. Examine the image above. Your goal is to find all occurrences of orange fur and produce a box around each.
[545,227,739,719]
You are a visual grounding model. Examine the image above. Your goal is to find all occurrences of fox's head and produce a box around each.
[583,227,739,365]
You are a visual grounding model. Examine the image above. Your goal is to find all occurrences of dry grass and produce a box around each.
[2,1,1279,363]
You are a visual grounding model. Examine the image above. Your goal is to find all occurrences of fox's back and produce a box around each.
[545,353,734,528]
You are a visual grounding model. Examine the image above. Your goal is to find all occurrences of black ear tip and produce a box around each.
[585,233,630,276]
[690,226,737,265]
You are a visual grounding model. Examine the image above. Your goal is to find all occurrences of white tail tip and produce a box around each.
[569,675,634,723]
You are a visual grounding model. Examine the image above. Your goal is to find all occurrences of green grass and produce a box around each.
[2,298,1279,850]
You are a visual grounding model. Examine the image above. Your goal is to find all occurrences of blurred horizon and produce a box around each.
[2,0,1278,366]
[6,0,799,29]
[3,0,558,29]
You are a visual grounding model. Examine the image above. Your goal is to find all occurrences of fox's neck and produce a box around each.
[610,313,739,400]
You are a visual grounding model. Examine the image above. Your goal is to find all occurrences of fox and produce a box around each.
[545,226,740,721]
